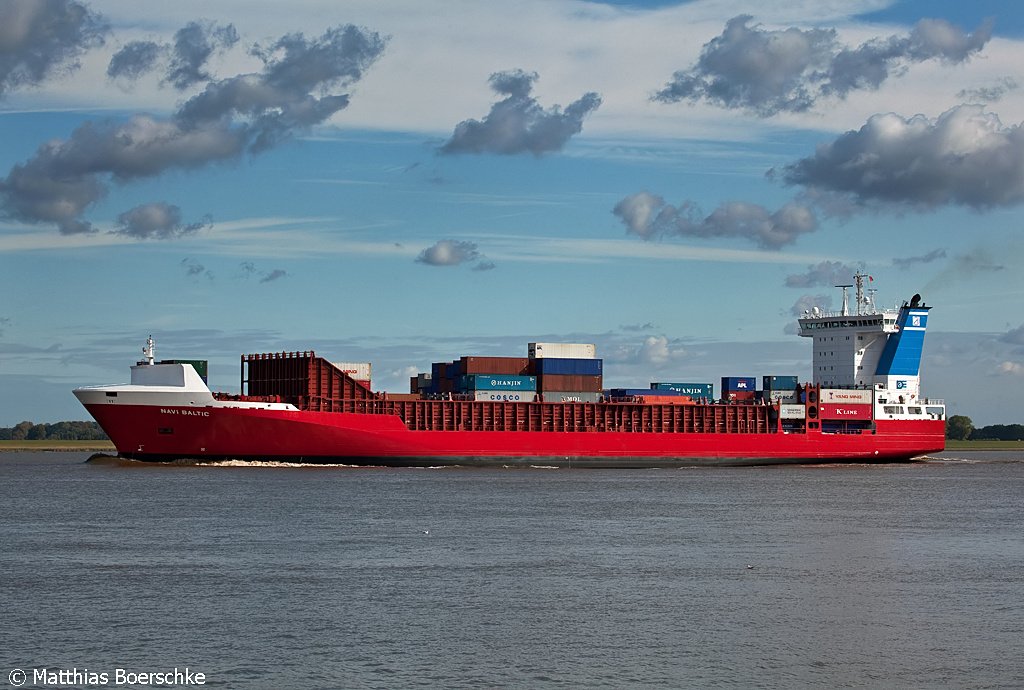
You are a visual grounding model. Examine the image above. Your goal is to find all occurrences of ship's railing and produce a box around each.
[299,395,777,435]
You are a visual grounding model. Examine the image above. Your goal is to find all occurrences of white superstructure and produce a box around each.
[74,337,298,412]
[797,273,899,389]
[796,273,943,421]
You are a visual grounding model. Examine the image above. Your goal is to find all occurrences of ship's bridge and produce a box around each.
[797,274,900,389]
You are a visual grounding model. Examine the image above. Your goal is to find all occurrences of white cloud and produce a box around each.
[9,0,1020,142]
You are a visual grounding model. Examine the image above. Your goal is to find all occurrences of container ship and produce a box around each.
[74,275,945,467]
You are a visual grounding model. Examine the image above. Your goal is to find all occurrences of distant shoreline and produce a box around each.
[0,440,115,452]
[943,440,1024,451]
[2,439,1021,453]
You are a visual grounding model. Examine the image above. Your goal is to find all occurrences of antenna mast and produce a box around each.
[836,284,853,316]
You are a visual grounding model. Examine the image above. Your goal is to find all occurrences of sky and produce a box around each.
[1,0,1023,426]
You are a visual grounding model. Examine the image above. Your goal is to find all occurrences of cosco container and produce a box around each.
[651,382,713,398]
[764,389,798,403]
[541,391,601,403]
[721,376,755,392]
[471,391,537,402]
[763,375,799,390]
[531,357,603,376]
[332,361,371,381]
[528,342,597,359]
[459,374,537,391]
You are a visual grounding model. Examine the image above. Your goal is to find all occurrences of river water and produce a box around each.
[1,451,1022,689]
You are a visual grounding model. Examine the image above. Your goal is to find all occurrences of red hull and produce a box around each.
[84,403,946,467]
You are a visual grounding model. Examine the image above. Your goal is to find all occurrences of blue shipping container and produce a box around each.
[532,357,603,376]
[608,388,688,397]
[763,375,799,390]
[651,382,714,398]
[459,374,537,391]
[722,376,756,392]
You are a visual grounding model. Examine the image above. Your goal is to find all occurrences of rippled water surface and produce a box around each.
[2,451,1022,688]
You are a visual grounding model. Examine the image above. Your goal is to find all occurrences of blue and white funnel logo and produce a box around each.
[876,303,930,378]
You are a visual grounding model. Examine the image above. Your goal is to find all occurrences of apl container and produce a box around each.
[528,342,597,359]
[722,376,756,392]
[651,382,713,398]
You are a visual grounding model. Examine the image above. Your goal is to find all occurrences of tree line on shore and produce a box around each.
[0,421,108,441]
[945,416,1024,441]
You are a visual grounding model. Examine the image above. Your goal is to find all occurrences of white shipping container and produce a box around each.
[332,361,371,381]
[780,404,806,419]
[472,391,538,402]
[528,342,597,359]
[821,388,873,404]
[541,391,601,403]
[767,389,798,403]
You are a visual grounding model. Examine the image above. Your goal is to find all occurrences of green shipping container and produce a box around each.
[162,359,208,382]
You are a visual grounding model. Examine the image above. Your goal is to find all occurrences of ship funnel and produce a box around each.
[874,298,930,398]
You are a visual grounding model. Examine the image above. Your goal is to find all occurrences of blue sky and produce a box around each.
[1,0,1023,426]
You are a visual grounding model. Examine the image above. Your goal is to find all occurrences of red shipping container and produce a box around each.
[820,403,873,420]
[538,374,603,392]
[638,395,693,405]
[724,391,756,402]
[460,356,530,375]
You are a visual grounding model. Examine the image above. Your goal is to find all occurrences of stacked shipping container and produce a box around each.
[721,376,756,402]
[528,343,602,402]
[760,375,799,404]
[406,343,604,401]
